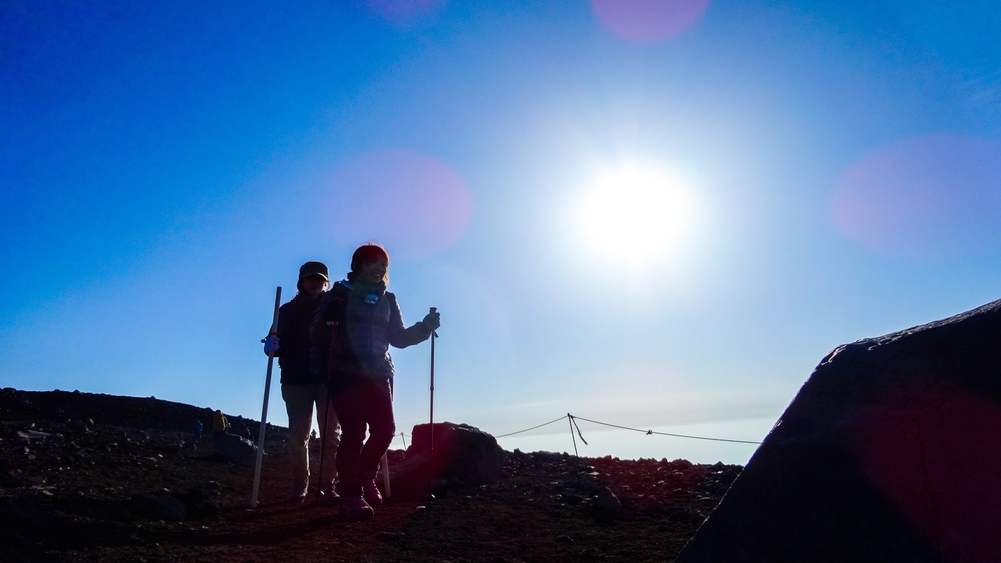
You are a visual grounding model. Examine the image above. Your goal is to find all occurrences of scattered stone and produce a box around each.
[531,451,563,462]
[642,496,665,514]
[594,486,622,513]
[376,531,407,543]
[212,434,258,467]
[67,419,91,432]
[564,477,599,494]
[555,535,575,545]
[16,430,64,445]
[177,487,220,520]
[130,493,187,522]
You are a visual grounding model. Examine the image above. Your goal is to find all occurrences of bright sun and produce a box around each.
[574,160,698,265]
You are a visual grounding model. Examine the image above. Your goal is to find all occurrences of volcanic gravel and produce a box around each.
[0,388,741,562]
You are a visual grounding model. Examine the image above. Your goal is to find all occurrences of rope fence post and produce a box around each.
[567,413,578,457]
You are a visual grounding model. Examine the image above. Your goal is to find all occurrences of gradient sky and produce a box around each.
[4,0,1001,464]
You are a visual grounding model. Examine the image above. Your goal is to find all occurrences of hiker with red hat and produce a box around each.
[310,243,440,520]
[263,261,341,503]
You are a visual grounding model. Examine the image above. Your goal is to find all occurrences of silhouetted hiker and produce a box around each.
[212,410,228,438]
[194,420,203,442]
[311,243,440,521]
[264,260,341,503]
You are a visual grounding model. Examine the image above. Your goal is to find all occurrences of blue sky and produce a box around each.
[4,0,1001,464]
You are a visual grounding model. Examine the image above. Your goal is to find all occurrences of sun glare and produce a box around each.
[574,160,698,266]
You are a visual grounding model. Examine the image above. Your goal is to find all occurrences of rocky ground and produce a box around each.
[0,388,741,563]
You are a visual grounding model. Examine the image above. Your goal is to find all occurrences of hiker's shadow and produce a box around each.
[178,508,350,547]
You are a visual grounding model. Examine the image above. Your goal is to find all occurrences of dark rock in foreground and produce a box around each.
[677,299,1001,563]
[390,421,505,500]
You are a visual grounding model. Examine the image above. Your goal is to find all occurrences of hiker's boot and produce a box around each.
[318,485,340,505]
[286,487,308,504]
[362,479,383,505]
[341,496,375,521]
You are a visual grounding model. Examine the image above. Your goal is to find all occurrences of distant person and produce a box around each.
[311,243,439,520]
[194,420,203,443]
[212,410,228,438]
[264,261,341,503]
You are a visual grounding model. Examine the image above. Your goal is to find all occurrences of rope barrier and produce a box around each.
[494,415,567,438]
[389,412,762,455]
[570,415,762,445]
[489,413,762,446]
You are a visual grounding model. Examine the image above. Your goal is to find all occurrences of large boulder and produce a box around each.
[677,299,1001,563]
[390,422,506,501]
[212,433,257,467]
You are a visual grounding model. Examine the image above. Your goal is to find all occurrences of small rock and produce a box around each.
[595,486,622,513]
[531,451,563,462]
[16,430,64,446]
[642,496,665,514]
[556,535,575,545]
[130,493,187,522]
[67,419,91,432]
[376,531,406,542]
[565,478,599,494]
[212,434,258,467]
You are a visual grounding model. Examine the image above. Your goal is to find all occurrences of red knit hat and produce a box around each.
[350,243,389,273]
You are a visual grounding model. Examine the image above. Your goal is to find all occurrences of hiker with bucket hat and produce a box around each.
[263,261,341,503]
[311,243,440,520]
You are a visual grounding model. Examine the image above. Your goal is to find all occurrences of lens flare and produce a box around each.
[322,150,472,260]
[854,385,1001,562]
[831,134,1001,260]
[574,160,699,266]
[589,0,712,44]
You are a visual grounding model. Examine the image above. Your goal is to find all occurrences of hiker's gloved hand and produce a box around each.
[422,311,441,331]
[263,335,280,354]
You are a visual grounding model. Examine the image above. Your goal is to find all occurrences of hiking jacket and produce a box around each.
[310,280,432,388]
[275,291,325,385]
[212,411,228,434]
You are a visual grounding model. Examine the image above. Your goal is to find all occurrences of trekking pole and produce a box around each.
[251,286,281,508]
[380,453,391,499]
[428,307,437,454]
[316,391,332,502]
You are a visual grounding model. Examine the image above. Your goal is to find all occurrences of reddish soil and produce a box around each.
[0,389,740,563]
